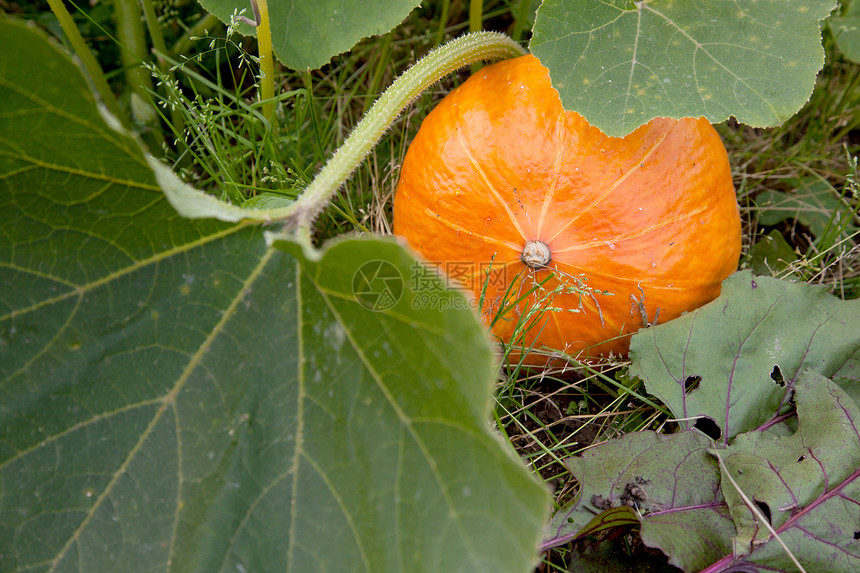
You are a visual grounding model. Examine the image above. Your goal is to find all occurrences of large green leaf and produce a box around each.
[530,0,837,136]
[197,0,421,70]
[630,271,860,444]
[0,18,548,572]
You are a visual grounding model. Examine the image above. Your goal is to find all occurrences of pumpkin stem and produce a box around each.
[289,32,527,239]
[522,241,551,268]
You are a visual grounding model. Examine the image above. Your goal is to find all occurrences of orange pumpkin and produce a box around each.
[393,54,741,363]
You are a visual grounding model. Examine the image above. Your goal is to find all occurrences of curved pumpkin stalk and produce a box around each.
[155,32,526,245]
[285,32,527,244]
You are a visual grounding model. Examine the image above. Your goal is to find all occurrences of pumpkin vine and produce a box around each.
[283,32,527,245]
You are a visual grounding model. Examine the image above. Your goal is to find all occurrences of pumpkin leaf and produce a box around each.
[196,0,421,70]
[745,230,799,276]
[831,0,860,63]
[0,18,549,573]
[530,0,837,136]
[240,192,296,210]
[755,177,859,247]
[630,271,860,444]
[544,431,735,573]
[715,370,860,571]
[148,156,296,223]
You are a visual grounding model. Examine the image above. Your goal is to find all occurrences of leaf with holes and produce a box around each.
[530,0,837,136]
[544,431,736,573]
[713,370,860,572]
[0,18,548,573]
[630,271,860,444]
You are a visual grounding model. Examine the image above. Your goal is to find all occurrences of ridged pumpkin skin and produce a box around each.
[393,55,741,362]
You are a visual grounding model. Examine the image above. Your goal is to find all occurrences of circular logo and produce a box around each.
[352,260,404,311]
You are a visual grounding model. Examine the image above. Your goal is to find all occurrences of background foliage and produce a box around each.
[1,0,859,572]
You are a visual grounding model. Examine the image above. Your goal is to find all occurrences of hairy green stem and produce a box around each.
[290,32,526,238]
[47,0,127,126]
[469,0,485,73]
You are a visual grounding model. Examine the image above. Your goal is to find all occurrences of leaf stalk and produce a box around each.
[289,32,526,238]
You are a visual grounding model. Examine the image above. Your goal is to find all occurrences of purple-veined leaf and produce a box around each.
[545,430,734,572]
[630,271,860,444]
[712,370,860,571]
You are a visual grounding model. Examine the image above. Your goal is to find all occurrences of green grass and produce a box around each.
[23,1,860,571]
